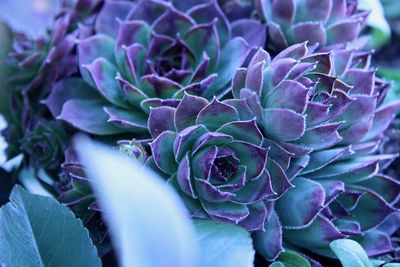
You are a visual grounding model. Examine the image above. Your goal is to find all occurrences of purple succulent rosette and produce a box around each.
[46,0,264,135]
[2,0,101,162]
[220,0,369,53]
[8,0,101,100]
[147,93,290,232]
[233,43,400,260]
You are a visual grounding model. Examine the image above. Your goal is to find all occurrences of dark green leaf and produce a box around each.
[0,186,101,267]
[269,251,311,267]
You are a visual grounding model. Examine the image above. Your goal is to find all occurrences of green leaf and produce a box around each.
[383,264,400,267]
[76,137,200,267]
[378,68,400,109]
[358,0,391,48]
[0,186,100,267]
[270,262,285,267]
[268,251,311,267]
[193,219,254,267]
[329,239,373,267]
[371,259,385,267]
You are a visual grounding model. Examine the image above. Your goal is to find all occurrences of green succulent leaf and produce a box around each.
[329,239,373,267]
[0,186,101,267]
[193,219,255,267]
[378,68,400,109]
[269,251,311,267]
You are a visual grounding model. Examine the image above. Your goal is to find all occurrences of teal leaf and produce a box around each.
[193,219,254,267]
[329,239,373,267]
[0,186,100,267]
[378,68,400,109]
[269,251,311,267]
[76,137,199,267]
[58,99,125,135]
[205,37,251,98]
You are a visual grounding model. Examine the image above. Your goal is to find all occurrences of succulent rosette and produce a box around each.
[219,0,369,53]
[20,121,68,170]
[46,0,264,135]
[7,0,101,101]
[1,0,101,169]
[232,43,400,259]
[260,0,369,52]
[146,93,294,232]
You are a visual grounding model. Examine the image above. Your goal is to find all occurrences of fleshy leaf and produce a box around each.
[270,251,312,267]
[205,37,250,98]
[201,200,249,223]
[197,99,239,132]
[193,219,254,267]
[227,141,268,179]
[284,215,345,251]
[252,211,283,261]
[276,178,325,228]
[82,57,126,107]
[353,230,394,257]
[58,99,124,135]
[175,93,209,131]
[148,106,176,138]
[150,131,178,175]
[349,190,395,231]
[104,106,148,132]
[263,108,306,141]
[44,78,100,117]
[217,119,263,145]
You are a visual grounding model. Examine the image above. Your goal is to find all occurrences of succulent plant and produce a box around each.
[147,93,292,232]
[219,0,369,53]
[1,0,101,170]
[46,0,265,135]
[232,42,400,260]
[6,0,101,102]
[20,121,67,170]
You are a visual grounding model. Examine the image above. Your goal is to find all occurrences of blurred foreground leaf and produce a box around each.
[359,0,391,48]
[76,137,200,267]
[381,0,400,19]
